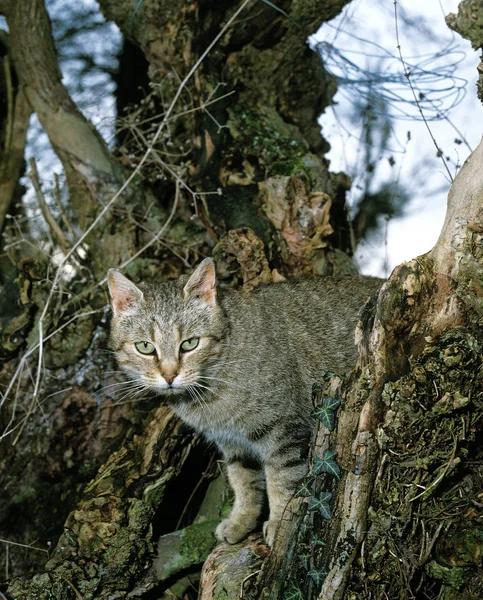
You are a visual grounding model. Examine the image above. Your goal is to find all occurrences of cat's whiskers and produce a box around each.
[186,384,211,422]
[192,382,221,399]
[96,379,147,395]
[192,380,225,397]
[115,383,150,404]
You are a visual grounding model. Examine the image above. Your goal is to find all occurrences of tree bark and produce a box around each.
[5,406,205,599]
[98,0,356,277]
[0,32,31,236]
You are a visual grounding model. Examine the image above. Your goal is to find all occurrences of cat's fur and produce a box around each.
[107,259,382,546]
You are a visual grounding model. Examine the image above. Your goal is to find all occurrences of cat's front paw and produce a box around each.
[262,519,280,547]
[215,517,256,544]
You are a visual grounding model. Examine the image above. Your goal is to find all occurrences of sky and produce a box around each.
[314,0,482,276]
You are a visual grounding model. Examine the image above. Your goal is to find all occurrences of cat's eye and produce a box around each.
[135,341,156,355]
[180,338,199,353]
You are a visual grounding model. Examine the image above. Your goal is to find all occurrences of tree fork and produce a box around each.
[0,0,139,276]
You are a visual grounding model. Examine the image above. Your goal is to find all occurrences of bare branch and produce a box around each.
[28,158,69,254]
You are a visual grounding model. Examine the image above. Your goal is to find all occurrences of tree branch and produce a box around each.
[0,40,32,234]
[4,0,137,277]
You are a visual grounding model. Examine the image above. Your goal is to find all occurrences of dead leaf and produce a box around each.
[213,227,276,291]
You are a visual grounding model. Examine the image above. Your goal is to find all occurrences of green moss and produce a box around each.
[155,520,217,581]
[179,520,217,564]
[228,107,312,180]
[426,561,468,589]
[436,523,483,567]
[359,326,483,598]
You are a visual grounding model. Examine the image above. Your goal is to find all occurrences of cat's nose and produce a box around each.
[164,373,177,385]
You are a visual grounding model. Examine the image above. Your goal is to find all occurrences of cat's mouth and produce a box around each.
[151,383,185,395]
[141,376,208,400]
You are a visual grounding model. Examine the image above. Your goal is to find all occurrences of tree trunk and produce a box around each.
[0,30,31,237]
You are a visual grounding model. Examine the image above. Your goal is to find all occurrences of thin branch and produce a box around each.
[53,173,76,241]
[97,180,180,286]
[0,537,49,553]
[2,55,13,162]
[28,158,69,254]
[393,0,453,182]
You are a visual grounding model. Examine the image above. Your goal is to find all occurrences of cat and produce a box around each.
[107,258,382,546]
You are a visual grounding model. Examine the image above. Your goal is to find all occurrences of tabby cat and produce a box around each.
[107,259,382,546]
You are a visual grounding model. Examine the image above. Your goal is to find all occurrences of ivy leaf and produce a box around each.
[312,397,341,430]
[311,533,326,548]
[312,450,341,480]
[308,492,332,520]
[299,552,311,570]
[300,519,313,537]
[309,567,327,586]
[283,580,304,600]
[295,477,314,497]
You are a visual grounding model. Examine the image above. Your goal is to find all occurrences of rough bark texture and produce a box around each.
[0,31,31,236]
[1,0,142,277]
[99,0,355,276]
[6,406,203,599]
[446,0,483,103]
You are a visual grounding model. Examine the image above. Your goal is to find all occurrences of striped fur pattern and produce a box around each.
[107,259,382,546]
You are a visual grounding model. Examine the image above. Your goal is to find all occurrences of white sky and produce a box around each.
[314,0,482,277]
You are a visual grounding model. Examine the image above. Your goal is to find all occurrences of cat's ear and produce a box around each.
[183,258,217,305]
[107,269,143,316]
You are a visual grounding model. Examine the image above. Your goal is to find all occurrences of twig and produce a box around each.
[118,88,236,136]
[28,158,69,254]
[175,453,217,531]
[51,572,85,600]
[0,537,49,553]
[131,125,219,240]
[97,179,180,286]
[12,388,38,446]
[2,55,13,170]
[53,173,76,240]
[240,570,260,599]
[4,543,8,583]
[393,0,453,182]
[0,309,101,424]
[409,436,458,502]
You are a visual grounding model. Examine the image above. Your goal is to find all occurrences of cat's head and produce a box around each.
[107,259,227,397]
